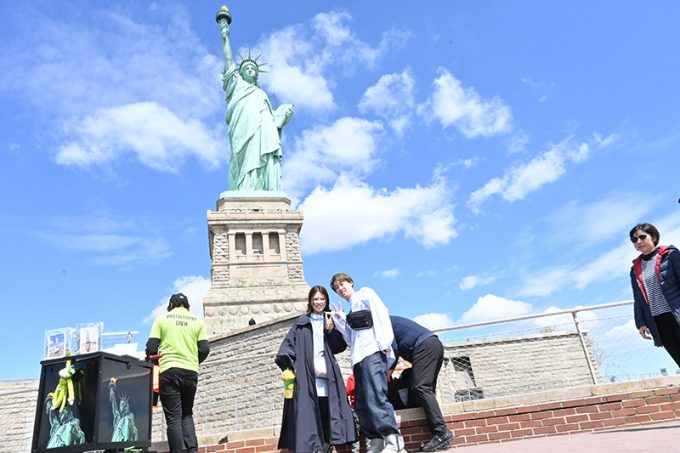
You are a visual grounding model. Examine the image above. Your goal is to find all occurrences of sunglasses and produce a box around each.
[630,234,648,243]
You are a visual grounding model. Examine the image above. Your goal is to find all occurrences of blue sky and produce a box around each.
[2,1,680,380]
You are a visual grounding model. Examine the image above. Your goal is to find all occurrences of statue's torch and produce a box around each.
[215,5,232,24]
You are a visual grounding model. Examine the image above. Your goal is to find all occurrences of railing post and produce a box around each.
[572,312,598,384]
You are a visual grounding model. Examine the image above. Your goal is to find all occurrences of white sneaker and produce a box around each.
[382,434,406,453]
[369,438,385,453]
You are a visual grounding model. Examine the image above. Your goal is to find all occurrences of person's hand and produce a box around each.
[325,312,334,331]
[638,325,652,340]
[331,303,344,317]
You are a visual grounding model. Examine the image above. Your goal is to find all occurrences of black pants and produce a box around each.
[654,312,680,367]
[410,336,447,436]
[160,368,199,453]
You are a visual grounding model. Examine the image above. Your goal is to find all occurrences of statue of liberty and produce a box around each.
[217,6,294,191]
[109,378,139,442]
[45,396,85,448]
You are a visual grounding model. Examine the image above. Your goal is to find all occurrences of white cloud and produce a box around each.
[605,319,641,345]
[517,266,573,297]
[299,174,456,254]
[520,77,554,103]
[548,194,659,246]
[2,6,220,120]
[1,5,224,174]
[417,269,439,278]
[375,268,400,279]
[511,198,680,298]
[573,213,680,290]
[459,275,496,291]
[144,275,211,324]
[253,11,407,111]
[359,69,415,135]
[252,26,335,111]
[467,134,618,213]
[459,294,532,324]
[572,244,638,290]
[423,69,512,137]
[516,241,649,298]
[56,102,222,172]
[283,117,384,198]
[36,213,171,269]
[413,313,455,331]
[312,13,409,68]
[456,157,482,169]
[507,132,530,154]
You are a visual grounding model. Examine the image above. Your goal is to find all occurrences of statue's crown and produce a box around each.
[238,50,267,73]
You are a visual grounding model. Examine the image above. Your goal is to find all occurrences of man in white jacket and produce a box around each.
[330,273,406,453]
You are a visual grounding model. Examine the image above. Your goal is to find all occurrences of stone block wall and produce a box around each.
[0,380,39,453]
[438,332,599,401]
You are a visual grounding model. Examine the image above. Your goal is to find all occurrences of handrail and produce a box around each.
[431,300,633,333]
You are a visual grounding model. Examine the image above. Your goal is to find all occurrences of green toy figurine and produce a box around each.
[49,357,76,412]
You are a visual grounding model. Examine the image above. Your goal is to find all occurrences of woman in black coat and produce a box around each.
[275,285,357,453]
[630,223,680,366]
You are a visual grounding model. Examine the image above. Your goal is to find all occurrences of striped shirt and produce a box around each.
[641,252,671,316]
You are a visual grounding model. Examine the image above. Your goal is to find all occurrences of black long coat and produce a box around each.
[275,314,357,452]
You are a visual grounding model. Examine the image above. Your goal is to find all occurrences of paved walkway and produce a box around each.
[449,421,680,452]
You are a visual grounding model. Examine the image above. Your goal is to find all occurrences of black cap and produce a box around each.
[169,293,189,309]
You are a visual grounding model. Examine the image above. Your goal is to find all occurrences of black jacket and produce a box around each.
[275,314,357,452]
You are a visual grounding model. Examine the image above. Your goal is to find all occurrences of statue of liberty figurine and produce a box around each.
[45,396,85,448]
[109,378,139,442]
[217,6,294,192]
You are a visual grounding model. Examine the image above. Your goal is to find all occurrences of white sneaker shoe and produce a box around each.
[369,438,385,453]
[382,434,406,453]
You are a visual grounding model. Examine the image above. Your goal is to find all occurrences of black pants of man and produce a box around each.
[160,367,199,453]
[654,312,680,367]
[410,336,447,436]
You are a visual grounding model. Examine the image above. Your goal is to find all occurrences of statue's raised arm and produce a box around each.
[216,5,293,192]
[217,6,234,70]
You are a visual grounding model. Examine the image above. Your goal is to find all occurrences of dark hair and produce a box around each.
[306,285,330,314]
[629,223,660,246]
[330,273,354,292]
[168,293,190,311]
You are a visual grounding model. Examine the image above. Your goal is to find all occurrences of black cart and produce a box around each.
[31,351,153,453]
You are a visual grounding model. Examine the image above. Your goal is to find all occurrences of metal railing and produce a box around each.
[430,299,677,401]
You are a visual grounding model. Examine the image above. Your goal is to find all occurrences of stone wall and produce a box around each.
[0,380,39,453]
[438,332,599,402]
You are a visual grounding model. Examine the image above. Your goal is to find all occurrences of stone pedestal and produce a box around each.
[203,192,308,336]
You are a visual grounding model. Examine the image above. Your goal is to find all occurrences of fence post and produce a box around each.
[572,312,598,384]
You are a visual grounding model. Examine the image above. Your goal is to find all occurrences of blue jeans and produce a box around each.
[353,352,400,439]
